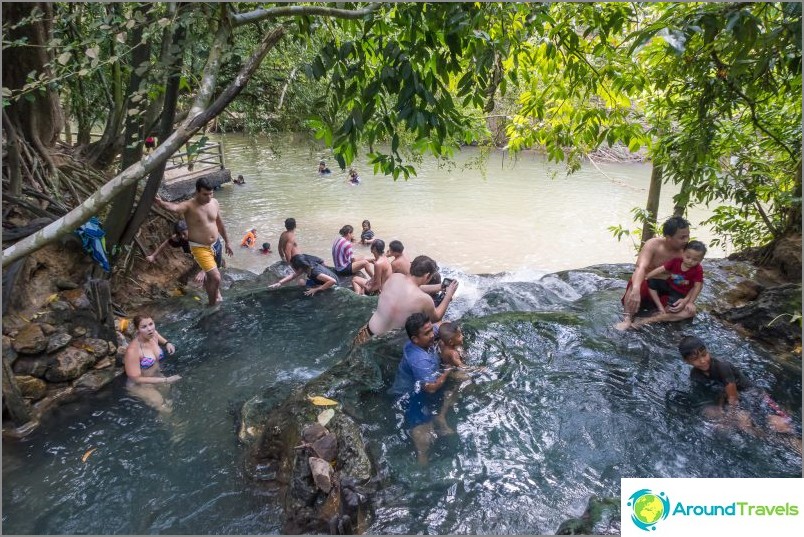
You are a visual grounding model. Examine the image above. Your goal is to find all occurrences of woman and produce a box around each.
[268,254,337,296]
[124,315,181,412]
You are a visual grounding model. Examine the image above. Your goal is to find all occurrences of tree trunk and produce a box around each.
[2,357,33,427]
[104,5,152,250]
[673,177,691,218]
[641,164,663,244]
[1,2,65,157]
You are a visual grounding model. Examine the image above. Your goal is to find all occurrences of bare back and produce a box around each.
[279,230,299,262]
[390,254,411,275]
[180,198,221,245]
[367,273,434,335]
[371,255,392,291]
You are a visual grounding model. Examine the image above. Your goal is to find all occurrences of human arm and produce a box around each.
[430,280,459,322]
[123,344,180,384]
[269,268,305,289]
[624,239,659,314]
[215,208,233,257]
[668,281,703,313]
[645,265,670,280]
[153,196,186,214]
[305,273,336,296]
[422,368,452,393]
[724,382,740,406]
[146,238,172,264]
[154,331,176,355]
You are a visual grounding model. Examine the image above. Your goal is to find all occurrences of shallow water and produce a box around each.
[212,133,729,276]
[3,263,800,535]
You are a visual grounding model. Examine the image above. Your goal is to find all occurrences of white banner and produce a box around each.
[621,478,803,536]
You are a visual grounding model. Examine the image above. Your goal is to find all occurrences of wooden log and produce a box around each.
[2,356,33,426]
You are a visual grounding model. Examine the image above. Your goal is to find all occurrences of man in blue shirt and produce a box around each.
[390,313,454,465]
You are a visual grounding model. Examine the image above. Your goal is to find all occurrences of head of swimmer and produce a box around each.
[194,177,215,205]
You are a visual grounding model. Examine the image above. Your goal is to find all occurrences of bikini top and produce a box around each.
[138,340,165,370]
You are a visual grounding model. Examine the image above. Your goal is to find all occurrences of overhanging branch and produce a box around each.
[231,2,382,27]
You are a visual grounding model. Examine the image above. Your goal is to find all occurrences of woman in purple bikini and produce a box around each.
[124,314,181,413]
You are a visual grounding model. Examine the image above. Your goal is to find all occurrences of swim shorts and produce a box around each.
[190,237,223,272]
[352,323,374,347]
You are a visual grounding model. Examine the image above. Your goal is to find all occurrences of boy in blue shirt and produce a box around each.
[390,313,456,465]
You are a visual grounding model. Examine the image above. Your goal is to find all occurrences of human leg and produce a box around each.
[127,383,172,414]
[204,267,222,306]
[351,259,374,278]
[409,422,435,466]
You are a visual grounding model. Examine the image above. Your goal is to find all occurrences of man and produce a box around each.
[278,218,301,263]
[154,177,233,306]
[353,239,392,295]
[389,312,456,465]
[615,215,691,330]
[387,239,411,275]
[332,225,374,279]
[353,255,458,345]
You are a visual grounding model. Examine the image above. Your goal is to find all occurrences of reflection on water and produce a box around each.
[3,263,800,535]
[212,133,729,275]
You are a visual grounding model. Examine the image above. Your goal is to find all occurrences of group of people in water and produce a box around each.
[127,178,799,461]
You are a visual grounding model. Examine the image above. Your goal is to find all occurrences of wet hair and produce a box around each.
[339,225,354,236]
[678,335,707,359]
[389,240,404,253]
[290,254,313,271]
[439,322,461,344]
[685,240,707,256]
[662,216,690,237]
[284,218,296,231]
[362,219,371,228]
[196,177,214,192]
[261,242,270,250]
[319,160,326,165]
[132,315,152,330]
[173,220,188,233]
[410,255,438,278]
[371,239,385,255]
[237,174,244,180]
[427,272,441,285]
[405,312,430,339]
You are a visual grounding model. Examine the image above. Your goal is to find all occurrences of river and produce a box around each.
[2,136,799,535]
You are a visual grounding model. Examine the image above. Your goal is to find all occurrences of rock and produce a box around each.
[83,337,111,356]
[556,496,620,535]
[12,355,52,378]
[308,456,333,493]
[3,335,17,365]
[2,315,27,335]
[772,235,802,282]
[46,333,72,354]
[330,413,373,482]
[73,369,120,392]
[55,279,79,290]
[61,288,91,310]
[39,323,57,336]
[12,324,48,354]
[93,357,113,369]
[15,375,47,401]
[722,280,763,306]
[45,347,95,382]
[50,300,73,312]
[311,433,338,462]
[115,345,127,367]
[717,283,803,350]
[32,386,76,416]
[107,341,117,355]
[302,422,328,444]
[318,408,335,426]
[72,326,87,337]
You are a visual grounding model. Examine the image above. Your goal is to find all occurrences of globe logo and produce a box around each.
[627,489,670,531]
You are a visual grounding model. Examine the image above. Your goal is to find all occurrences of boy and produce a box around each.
[353,239,391,295]
[679,335,798,440]
[240,228,257,248]
[632,240,706,328]
[360,219,376,245]
[259,242,271,255]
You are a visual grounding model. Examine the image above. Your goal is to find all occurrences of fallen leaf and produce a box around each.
[193,296,201,301]
[81,448,97,463]
[308,395,338,407]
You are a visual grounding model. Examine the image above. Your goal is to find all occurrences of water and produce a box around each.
[3,262,800,535]
[212,133,729,276]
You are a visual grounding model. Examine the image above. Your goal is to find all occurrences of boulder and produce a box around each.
[12,323,48,354]
[61,289,91,310]
[72,326,87,337]
[2,314,27,335]
[46,332,72,354]
[311,433,338,462]
[308,456,333,493]
[3,335,17,365]
[16,375,47,401]
[73,369,120,392]
[50,300,73,312]
[39,323,57,336]
[12,355,52,378]
[45,347,95,382]
[55,279,79,290]
[83,337,112,356]
[772,235,802,283]
[717,283,802,351]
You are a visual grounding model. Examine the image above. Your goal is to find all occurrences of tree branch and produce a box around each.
[231,2,382,27]
[2,24,285,268]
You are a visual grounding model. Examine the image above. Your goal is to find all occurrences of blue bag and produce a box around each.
[74,217,110,272]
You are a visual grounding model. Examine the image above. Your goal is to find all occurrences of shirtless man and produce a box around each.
[353,239,392,295]
[154,177,233,306]
[615,216,691,330]
[353,255,458,345]
[278,218,301,263]
[387,240,411,275]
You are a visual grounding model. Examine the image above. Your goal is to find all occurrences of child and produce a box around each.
[318,160,331,175]
[678,335,799,444]
[259,242,271,255]
[632,240,706,328]
[437,322,466,369]
[348,168,360,184]
[240,228,257,248]
[360,219,375,245]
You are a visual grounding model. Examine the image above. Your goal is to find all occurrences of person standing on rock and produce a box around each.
[615,216,690,330]
[124,314,180,413]
[154,177,233,306]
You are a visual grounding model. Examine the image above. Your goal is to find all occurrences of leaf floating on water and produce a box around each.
[317,408,335,426]
[81,448,97,463]
[308,395,338,407]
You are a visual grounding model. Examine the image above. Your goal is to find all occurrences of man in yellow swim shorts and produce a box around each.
[154,177,233,305]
